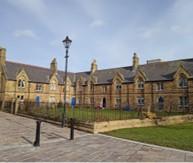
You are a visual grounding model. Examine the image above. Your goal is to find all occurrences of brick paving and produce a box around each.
[0,111,193,162]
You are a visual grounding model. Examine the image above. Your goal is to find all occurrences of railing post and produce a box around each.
[34,120,41,147]
[70,118,74,140]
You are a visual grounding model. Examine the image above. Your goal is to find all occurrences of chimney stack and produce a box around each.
[50,58,57,74]
[0,47,6,66]
[132,52,139,70]
[91,59,97,74]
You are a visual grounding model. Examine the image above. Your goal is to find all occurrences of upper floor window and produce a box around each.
[137,96,144,105]
[50,80,57,90]
[102,86,107,93]
[179,75,188,88]
[18,79,25,88]
[137,79,144,89]
[115,97,121,108]
[36,84,43,91]
[156,82,164,91]
[90,83,94,91]
[179,96,188,107]
[116,84,121,93]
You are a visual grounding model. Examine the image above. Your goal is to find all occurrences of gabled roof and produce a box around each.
[5,58,193,85]
[75,58,193,83]
[5,61,74,84]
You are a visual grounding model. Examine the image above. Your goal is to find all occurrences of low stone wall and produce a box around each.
[93,114,193,133]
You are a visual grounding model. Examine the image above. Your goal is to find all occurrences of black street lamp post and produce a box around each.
[62,36,72,128]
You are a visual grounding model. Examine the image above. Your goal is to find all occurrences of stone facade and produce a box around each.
[0,47,193,111]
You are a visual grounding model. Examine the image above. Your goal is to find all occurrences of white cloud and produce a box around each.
[14,30,38,39]
[77,0,105,28]
[7,0,46,17]
[77,0,103,20]
[7,0,46,20]
[90,19,104,28]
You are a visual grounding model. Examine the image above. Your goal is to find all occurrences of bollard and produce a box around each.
[33,120,41,147]
[70,118,74,140]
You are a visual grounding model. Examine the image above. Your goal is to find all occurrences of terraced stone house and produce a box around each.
[0,47,193,111]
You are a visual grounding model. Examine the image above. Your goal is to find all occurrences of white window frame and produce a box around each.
[137,97,144,106]
[179,76,188,88]
[137,80,144,89]
[179,96,188,107]
[102,86,107,93]
[35,83,43,91]
[156,82,164,91]
[50,80,57,91]
[115,97,121,108]
[116,84,122,93]
[18,79,25,88]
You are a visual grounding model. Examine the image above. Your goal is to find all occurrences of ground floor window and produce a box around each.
[137,97,144,106]
[49,96,56,103]
[115,97,121,108]
[179,96,188,107]
[17,95,24,101]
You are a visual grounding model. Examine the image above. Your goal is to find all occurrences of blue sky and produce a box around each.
[1,0,193,72]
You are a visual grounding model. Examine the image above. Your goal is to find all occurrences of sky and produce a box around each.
[1,0,193,72]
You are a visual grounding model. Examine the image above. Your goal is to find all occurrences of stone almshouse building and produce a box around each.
[0,47,193,111]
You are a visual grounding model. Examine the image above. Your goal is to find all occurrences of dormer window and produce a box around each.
[179,75,188,88]
[137,78,144,89]
[116,84,121,93]
[18,79,25,88]
[50,80,57,90]
[90,82,94,91]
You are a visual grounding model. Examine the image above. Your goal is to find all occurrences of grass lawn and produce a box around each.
[104,122,193,151]
[66,108,139,122]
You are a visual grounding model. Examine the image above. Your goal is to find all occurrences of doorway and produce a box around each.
[102,97,106,108]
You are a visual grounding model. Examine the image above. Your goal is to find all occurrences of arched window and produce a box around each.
[18,79,25,88]
[115,80,121,93]
[50,80,57,90]
[137,77,144,89]
[179,74,188,88]
[90,81,94,91]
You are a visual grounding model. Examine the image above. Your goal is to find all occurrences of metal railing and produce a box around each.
[12,101,193,123]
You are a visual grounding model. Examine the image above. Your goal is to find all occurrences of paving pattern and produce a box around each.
[0,111,193,162]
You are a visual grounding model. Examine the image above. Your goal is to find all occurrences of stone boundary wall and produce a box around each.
[92,114,193,133]
[16,113,193,134]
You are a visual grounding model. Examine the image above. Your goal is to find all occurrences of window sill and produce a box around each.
[35,90,43,92]
[178,105,189,108]
[155,89,163,91]
[18,87,25,89]
[137,104,144,106]
[178,86,188,89]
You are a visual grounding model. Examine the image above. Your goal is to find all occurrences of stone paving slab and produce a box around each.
[0,111,193,162]
[0,111,86,147]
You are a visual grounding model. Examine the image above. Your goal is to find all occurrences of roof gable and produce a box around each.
[4,58,193,85]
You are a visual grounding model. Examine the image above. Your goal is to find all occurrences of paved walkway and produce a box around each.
[0,111,193,162]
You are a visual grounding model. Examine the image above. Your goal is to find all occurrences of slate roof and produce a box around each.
[5,58,193,85]
[5,61,75,84]
[75,58,193,83]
